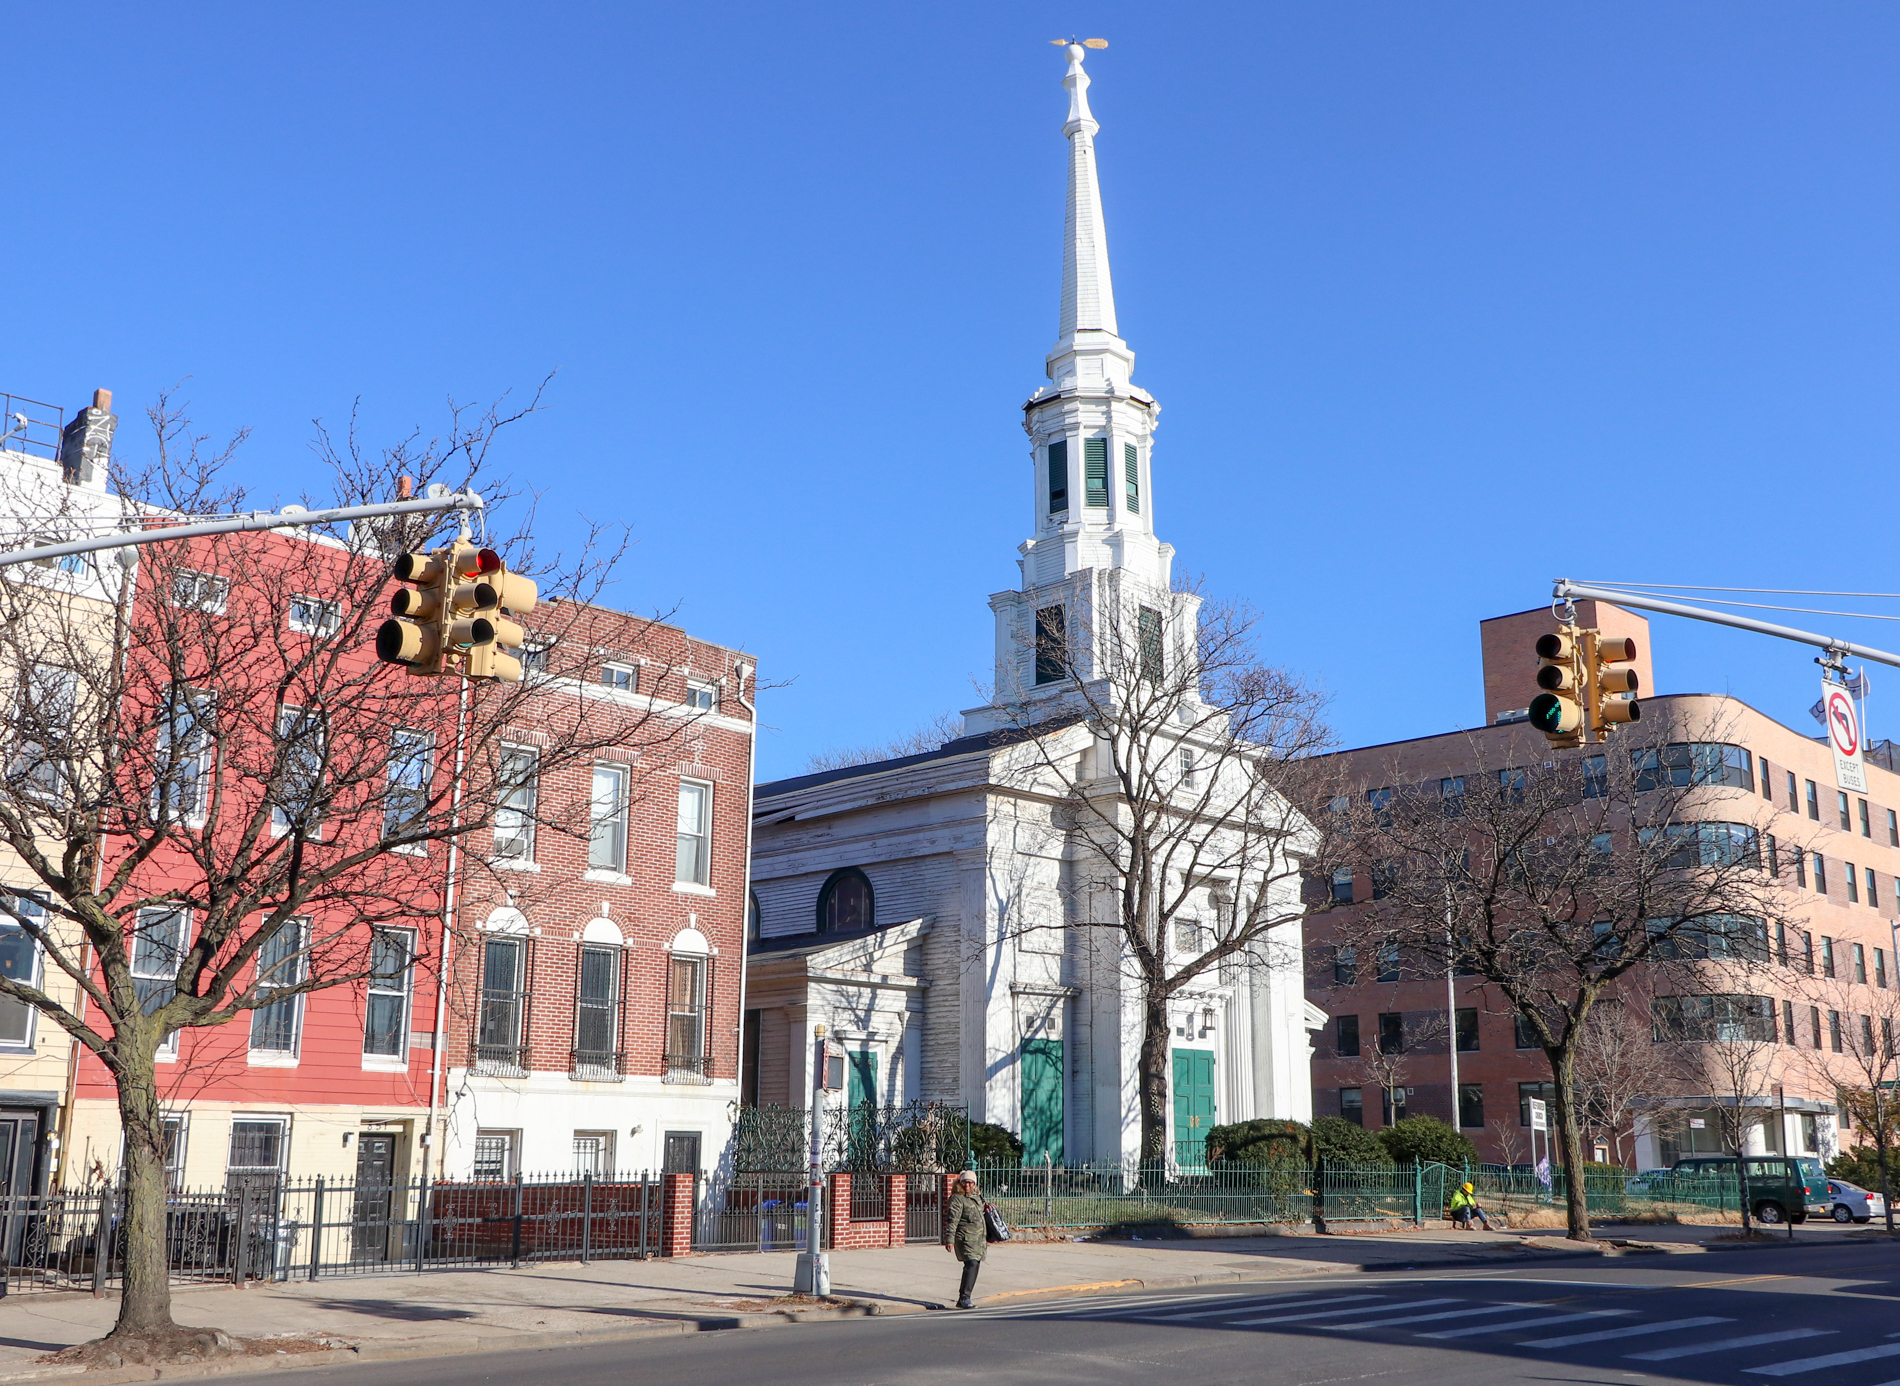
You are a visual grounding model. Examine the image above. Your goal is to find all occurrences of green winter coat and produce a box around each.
[945,1191,986,1262]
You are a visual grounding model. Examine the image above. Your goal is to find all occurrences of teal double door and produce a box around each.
[1173,1049,1217,1167]
[1020,1039,1063,1165]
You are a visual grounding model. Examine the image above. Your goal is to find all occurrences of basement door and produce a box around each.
[1172,1049,1216,1167]
[1020,1039,1064,1166]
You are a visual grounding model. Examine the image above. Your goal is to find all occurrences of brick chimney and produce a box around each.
[57,388,115,487]
[1478,602,1653,726]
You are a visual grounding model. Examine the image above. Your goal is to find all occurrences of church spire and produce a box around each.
[1059,43,1117,342]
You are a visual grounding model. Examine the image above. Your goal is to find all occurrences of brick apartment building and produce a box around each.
[441,604,755,1181]
[1311,601,1897,1169]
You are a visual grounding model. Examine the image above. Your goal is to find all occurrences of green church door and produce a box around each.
[1172,1049,1216,1167]
[1020,1039,1064,1166]
[846,1050,878,1165]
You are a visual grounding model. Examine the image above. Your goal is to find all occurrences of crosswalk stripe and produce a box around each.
[1142,1294,1376,1322]
[1747,1343,1900,1376]
[1232,1297,1457,1327]
[1522,1317,1733,1349]
[1315,1304,1526,1332]
[1629,1329,1837,1362]
[1422,1310,1634,1340]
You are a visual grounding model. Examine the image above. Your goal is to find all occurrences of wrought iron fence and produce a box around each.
[729,1101,971,1173]
[690,1172,809,1253]
[0,1172,669,1294]
[848,1172,890,1223]
[974,1160,1316,1231]
[905,1176,942,1243]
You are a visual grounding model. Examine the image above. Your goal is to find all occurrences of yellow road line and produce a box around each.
[983,1279,1143,1303]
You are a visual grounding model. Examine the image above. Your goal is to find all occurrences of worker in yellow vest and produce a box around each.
[1449,1182,1493,1231]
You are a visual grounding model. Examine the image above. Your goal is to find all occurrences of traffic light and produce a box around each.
[376,549,451,675]
[376,544,537,681]
[1591,633,1642,729]
[1529,631,1585,746]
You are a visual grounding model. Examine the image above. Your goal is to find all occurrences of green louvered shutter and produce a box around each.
[1084,438,1108,507]
[1124,442,1140,514]
[1047,440,1068,514]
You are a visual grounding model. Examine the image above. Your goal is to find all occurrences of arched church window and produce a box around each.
[817,869,873,935]
[747,890,761,941]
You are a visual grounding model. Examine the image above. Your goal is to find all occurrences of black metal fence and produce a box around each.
[729,1101,970,1174]
[690,1172,809,1253]
[0,1172,668,1295]
[903,1177,942,1243]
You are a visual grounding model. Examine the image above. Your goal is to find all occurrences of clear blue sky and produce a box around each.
[6,3,1899,778]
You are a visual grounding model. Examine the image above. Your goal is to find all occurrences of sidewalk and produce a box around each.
[0,1222,1792,1379]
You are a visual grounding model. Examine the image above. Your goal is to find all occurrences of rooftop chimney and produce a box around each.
[57,389,116,487]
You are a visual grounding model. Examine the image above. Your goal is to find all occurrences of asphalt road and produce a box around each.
[223,1241,1900,1386]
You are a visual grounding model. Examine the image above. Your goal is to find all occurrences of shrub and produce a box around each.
[1828,1146,1896,1191]
[969,1121,1024,1166]
[1207,1118,1309,1166]
[1377,1116,1478,1167]
[1311,1116,1393,1166]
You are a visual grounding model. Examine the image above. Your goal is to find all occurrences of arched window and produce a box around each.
[817,869,873,935]
[747,890,761,942]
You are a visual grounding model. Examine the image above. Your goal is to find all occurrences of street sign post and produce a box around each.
[1823,681,1869,794]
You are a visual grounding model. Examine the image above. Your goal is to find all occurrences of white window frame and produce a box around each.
[248,917,307,1062]
[473,1129,518,1182]
[493,745,539,863]
[589,763,630,874]
[132,906,188,1059]
[383,729,434,852]
[600,662,636,692]
[675,779,712,887]
[152,686,215,827]
[270,705,327,839]
[170,569,229,613]
[224,1115,289,1181]
[0,894,45,1049]
[286,595,341,637]
[572,1130,615,1177]
[14,663,77,807]
[363,926,415,1066]
[685,680,717,712]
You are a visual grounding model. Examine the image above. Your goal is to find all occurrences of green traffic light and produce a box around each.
[1529,692,1577,734]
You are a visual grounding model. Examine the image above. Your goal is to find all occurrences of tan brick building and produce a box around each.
[1312,603,1898,1169]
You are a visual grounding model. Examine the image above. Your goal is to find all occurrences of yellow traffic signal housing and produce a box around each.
[1591,633,1642,729]
[1529,631,1585,746]
[458,550,537,683]
[376,542,536,682]
[376,549,451,675]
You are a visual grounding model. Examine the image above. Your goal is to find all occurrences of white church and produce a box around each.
[743,45,1322,1166]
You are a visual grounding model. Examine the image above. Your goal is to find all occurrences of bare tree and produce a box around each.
[1794,972,1900,1234]
[0,392,708,1353]
[803,711,964,773]
[989,581,1330,1164]
[1572,989,1693,1168]
[1673,1003,1784,1232]
[1351,1011,1447,1129]
[1489,1117,1527,1168]
[1325,712,1791,1240]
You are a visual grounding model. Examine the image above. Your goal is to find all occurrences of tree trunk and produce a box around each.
[1546,1045,1591,1241]
[112,1038,176,1337]
[1878,1106,1894,1236]
[1137,996,1171,1169]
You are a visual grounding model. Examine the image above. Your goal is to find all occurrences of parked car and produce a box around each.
[1669,1156,1810,1224]
[1826,1179,1886,1223]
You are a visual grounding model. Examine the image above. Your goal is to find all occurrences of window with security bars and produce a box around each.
[1123,442,1139,513]
[226,1118,286,1198]
[573,944,622,1077]
[249,919,307,1054]
[476,936,527,1068]
[665,955,710,1081]
[1047,439,1068,513]
[494,746,539,861]
[676,781,711,885]
[1083,438,1108,507]
[573,1131,614,1177]
[363,928,413,1057]
[473,1131,516,1182]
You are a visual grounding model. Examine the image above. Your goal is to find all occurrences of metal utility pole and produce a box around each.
[0,490,483,571]
[795,1025,831,1297]
[1552,580,1900,673]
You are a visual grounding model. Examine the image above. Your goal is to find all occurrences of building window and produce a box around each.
[13,663,76,806]
[1816,854,1828,895]
[1776,922,1788,966]
[1760,757,1773,801]
[1783,999,1796,1045]
[0,896,43,1046]
[1330,869,1354,905]
[1860,798,1872,837]
[818,868,873,934]
[1839,792,1852,831]
[1803,931,1815,975]
[1889,808,1898,846]
[1787,771,1798,811]
[1137,607,1163,684]
[1582,755,1607,799]
[1830,1009,1844,1053]
[1034,605,1066,685]
[520,641,551,675]
[1631,743,1752,791]
[1794,849,1807,889]
[153,686,215,824]
[1856,942,1868,984]
[1807,779,1821,820]
[1340,1088,1364,1126]
[1458,1083,1484,1130]
[1879,948,1890,990]
[1848,866,1861,904]
[1376,945,1400,983]
[589,764,630,872]
[364,928,413,1058]
[665,954,710,1081]
[493,746,539,861]
[286,596,340,637]
[747,890,761,941]
[160,1115,188,1193]
[685,680,718,711]
[1496,767,1526,802]
[1047,439,1068,513]
[1514,1014,1538,1049]
[675,780,712,885]
[1333,944,1357,984]
[1441,776,1466,814]
[132,907,187,1055]
[600,662,635,692]
[249,919,306,1055]
[574,943,622,1078]
[1455,1007,1479,1052]
[1823,936,1836,979]
[1335,1014,1360,1057]
[573,1131,615,1177]
[225,1118,287,1195]
[473,1131,516,1182]
[270,705,327,836]
[1177,747,1197,788]
[1377,1012,1404,1054]
[1381,1085,1408,1125]
[1809,1004,1823,1049]
[1519,1082,1558,1128]
[1864,1015,1877,1057]
[1124,441,1140,513]
[1083,437,1108,507]
[1870,868,1881,910]
[170,568,229,613]
[382,729,433,844]
[476,936,528,1069]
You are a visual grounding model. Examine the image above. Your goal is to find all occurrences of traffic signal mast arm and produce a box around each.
[0,491,484,571]
[1554,579,1900,673]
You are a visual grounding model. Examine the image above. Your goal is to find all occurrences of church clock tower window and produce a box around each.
[1124,443,1140,513]
[1048,440,1069,514]
[1083,438,1109,507]
[1035,606,1067,685]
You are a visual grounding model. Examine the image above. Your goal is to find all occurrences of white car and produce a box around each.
[1826,1179,1886,1223]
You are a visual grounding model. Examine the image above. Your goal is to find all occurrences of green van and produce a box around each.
[1669,1156,1815,1224]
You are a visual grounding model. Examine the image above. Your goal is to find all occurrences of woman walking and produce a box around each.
[943,1170,986,1309]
